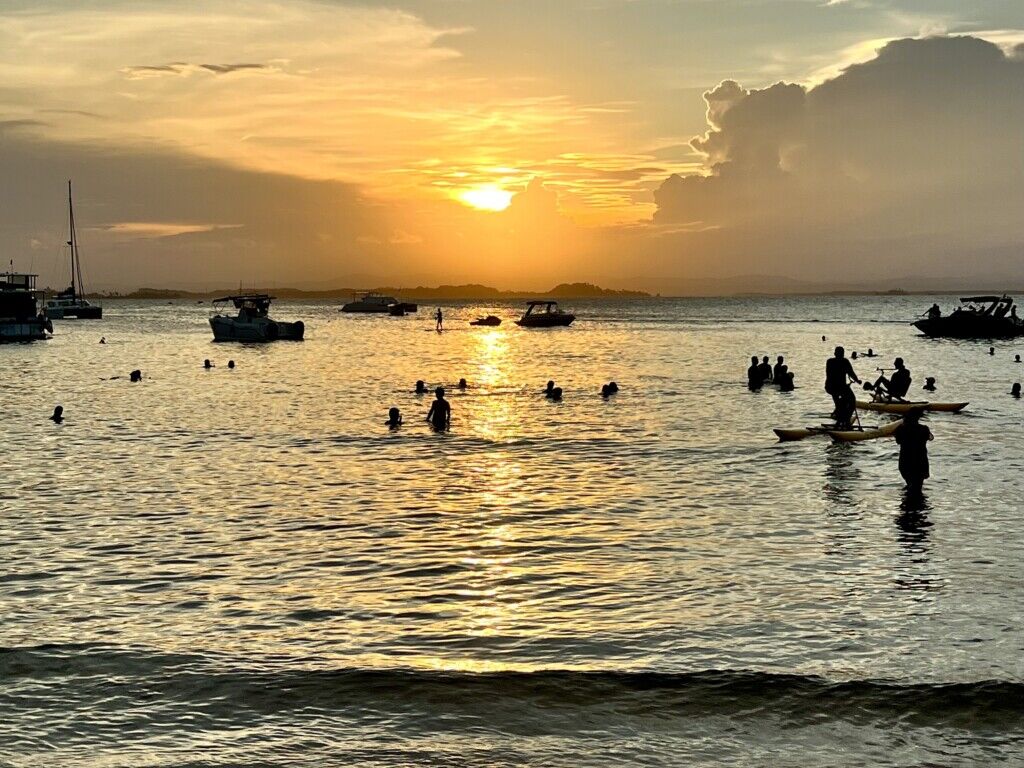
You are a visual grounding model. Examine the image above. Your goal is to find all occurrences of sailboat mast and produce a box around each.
[67,180,75,296]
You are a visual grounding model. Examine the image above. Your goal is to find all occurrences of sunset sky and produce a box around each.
[2,0,1023,291]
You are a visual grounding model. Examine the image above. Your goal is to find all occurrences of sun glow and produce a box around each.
[458,185,513,212]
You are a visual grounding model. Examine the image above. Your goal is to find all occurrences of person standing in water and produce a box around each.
[435,307,443,331]
[757,356,773,383]
[825,347,861,427]
[50,406,64,423]
[894,408,932,492]
[772,356,786,383]
[386,407,402,429]
[426,386,451,431]
[747,356,762,390]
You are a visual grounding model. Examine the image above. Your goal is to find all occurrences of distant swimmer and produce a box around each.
[923,377,936,392]
[608,382,619,393]
[228,360,235,370]
[758,356,772,383]
[990,347,995,356]
[822,335,826,342]
[851,351,858,360]
[772,355,785,382]
[415,380,428,394]
[1013,383,1021,399]
[426,386,451,431]
[550,386,563,402]
[1016,354,1021,363]
[386,407,402,428]
[50,405,63,423]
[99,337,106,344]
[894,408,932,492]
[747,356,762,391]
[602,384,611,398]
[204,359,213,369]
[435,307,443,331]
[824,346,860,428]
[777,365,794,392]
[457,378,467,390]
[544,380,556,398]
[871,357,911,400]
[866,348,876,358]
[130,369,142,382]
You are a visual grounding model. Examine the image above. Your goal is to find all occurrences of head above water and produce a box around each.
[388,407,401,422]
[416,380,426,391]
[228,360,235,369]
[601,384,610,397]
[546,380,555,391]
[458,378,467,389]
[551,387,563,401]
[608,381,618,392]
[904,407,926,424]
[762,356,769,364]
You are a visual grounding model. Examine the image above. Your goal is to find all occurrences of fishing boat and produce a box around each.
[209,294,305,342]
[0,272,52,342]
[45,181,102,320]
[470,315,501,326]
[913,295,1024,338]
[515,301,575,328]
[856,399,968,414]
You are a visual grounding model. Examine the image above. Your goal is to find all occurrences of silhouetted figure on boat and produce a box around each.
[426,386,451,431]
[894,408,932,492]
[927,304,941,320]
[871,358,911,400]
[772,355,785,382]
[435,308,443,331]
[550,387,563,402]
[923,377,936,392]
[825,347,860,428]
[747,356,762,391]
[544,380,556,398]
[50,405,63,423]
[228,360,235,370]
[777,365,794,392]
[457,378,467,390]
[602,384,611,398]
[204,359,213,369]
[386,407,402,429]
[130,369,142,382]
[415,380,428,394]
[757,356,772,383]
[851,350,858,360]
[1012,383,1021,399]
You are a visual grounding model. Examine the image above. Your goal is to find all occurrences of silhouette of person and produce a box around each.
[608,381,619,393]
[228,360,235,370]
[457,378,467,390]
[778,365,795,392]
[927,303,941,320]
[923,377,936,392]
[894,408,933,492]
[1012,383,1021,399]
[415,380,428,394]
[851,350,858,360]
[989,347,995,356]
[866,348,876,357]
[435,308,443,331]
[386,407,402,428]
[544,380,556,398]
[772,355,785,382]
[601,384,611,398]
[825,347,860,426]
[747,356,762,391]
[426,386,451,430]
[757,355,772,383]
[99,337,106,344]
[1016,354,1021,363]
[130,369,142,382]
[50,405,63,423]
[204,359,213,369]
[874,357,911,399]
[822,335,826,342]
[550,387,563,402]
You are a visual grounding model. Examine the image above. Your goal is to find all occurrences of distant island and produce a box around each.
[95,282,651,301]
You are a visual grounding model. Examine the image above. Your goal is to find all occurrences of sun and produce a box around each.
[458,185,513,212]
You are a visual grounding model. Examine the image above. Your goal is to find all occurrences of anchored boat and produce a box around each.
[46,181,102,320]
[470,315,501,326]
[340,292,417,314]
[856,399,968,414]
[0,272,52,342]
[209,294,304,342]
[515,301,575,328]
[913,295,1023,338]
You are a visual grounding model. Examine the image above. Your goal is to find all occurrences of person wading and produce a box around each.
[894,408,933,492]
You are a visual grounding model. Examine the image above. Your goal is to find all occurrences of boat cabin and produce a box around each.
[213,294,274,318]
[523,301,563,316]
[0,272,43,319]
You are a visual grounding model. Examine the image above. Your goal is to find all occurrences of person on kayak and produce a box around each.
[872,358,911,400]
[825,347,860,427]
[747,356,762,390]
[894,408,932,492]
[772,355,786,382]
[757,356,773,383]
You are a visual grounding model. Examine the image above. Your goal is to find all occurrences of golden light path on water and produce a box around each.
[2,296,1024,763]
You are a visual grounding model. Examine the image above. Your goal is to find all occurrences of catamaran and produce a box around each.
[46,181,102,319]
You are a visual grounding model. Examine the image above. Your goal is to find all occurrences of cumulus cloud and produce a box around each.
[651,35,1024,281]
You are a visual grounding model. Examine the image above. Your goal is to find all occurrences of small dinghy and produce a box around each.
[470,315,501,326]
[856,399,968,414]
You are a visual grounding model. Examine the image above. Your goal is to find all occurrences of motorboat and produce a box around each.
[0,272,52,342]
[340,292,416,313]
[46,181,102,319]
[470,315,502,326]
[515,301,575,328]
[913,295,1024,338]
[209,294,304,342]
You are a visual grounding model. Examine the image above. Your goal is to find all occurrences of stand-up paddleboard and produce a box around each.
[856,399,968,414]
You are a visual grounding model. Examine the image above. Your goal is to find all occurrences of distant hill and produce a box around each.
[104,282,651,301]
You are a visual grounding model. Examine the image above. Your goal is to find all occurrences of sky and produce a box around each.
[1,0,1023,292]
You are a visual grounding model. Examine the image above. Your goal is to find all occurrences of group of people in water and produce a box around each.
[747,355,795,391]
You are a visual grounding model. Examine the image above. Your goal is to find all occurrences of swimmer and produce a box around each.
[866,348,876,357]
[457,378,467,390]
[1013,383,1021,399]
[415,380,428,394]
[923,377,936,392]
[99,337,106,344]
[50,405,63,423]
[204,359,213,369]
[426,386,451,430]
[228,360,235,370]
[130,369,142,382]
[550,386,563,402]
[601,384,611,398]
[851,350,858,360]
[608,382,619,393]
[386,407,402,428]
[544,380,556,398]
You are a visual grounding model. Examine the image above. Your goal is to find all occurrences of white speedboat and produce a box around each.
[209,294,304,342]
[47,181,102,319]
[340,292,398,313]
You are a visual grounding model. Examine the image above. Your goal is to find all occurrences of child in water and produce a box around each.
[894,409,933,492]
[386,407,402,428]
[426,387,451,431]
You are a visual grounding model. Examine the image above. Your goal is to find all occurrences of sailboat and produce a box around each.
[45,181,102,319]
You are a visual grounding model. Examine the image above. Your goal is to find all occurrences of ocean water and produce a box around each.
[2,296,1022,766]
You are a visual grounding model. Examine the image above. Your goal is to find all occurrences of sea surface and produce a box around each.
[2,296,1023,766]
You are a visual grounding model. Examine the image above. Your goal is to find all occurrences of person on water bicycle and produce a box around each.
[869,358,911,401]
[824,347,861,428]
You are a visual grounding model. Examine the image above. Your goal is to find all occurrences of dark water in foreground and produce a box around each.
[2,297,1023,766]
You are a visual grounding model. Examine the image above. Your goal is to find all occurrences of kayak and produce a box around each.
[828,419,902,442]
[856,399,968,414]
[774,422,890,442]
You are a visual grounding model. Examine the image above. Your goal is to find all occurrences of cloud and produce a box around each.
[651,35,1024,281]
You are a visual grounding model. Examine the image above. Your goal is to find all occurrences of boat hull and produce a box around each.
[0,319,51,342]
[856,399,968,414]
[914,316,1024,339]
[515,315,575,328]
[210,316,304,342]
